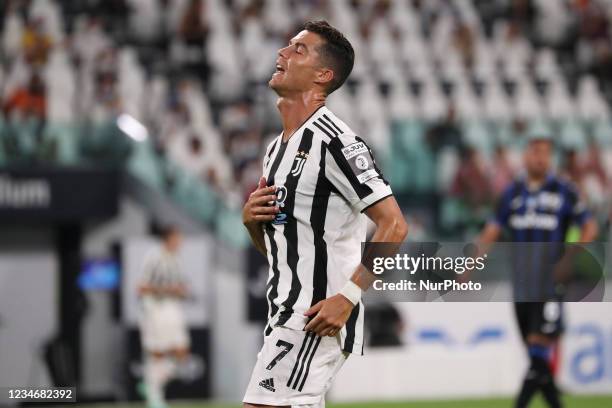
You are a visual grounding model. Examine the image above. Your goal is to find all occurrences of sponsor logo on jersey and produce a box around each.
[355,155,369,170]
[342,142,368,160]
[509,213,559,230]
[357,169,378,184]
[538,192,562,211]
[343,143,378,183]
[272,186,288,225]
[259,378,276,392]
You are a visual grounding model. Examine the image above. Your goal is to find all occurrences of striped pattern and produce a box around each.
[286,332,322,391]
[141,250,184,297]
[260,106,392,355]
[494,175,591,301]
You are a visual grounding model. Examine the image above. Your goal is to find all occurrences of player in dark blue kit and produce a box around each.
[477,135,598,408]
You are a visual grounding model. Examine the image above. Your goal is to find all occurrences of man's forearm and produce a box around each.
[580,219,598,242]
[349,263,378,292]
[350,218,408,292]
[246,222,268,256]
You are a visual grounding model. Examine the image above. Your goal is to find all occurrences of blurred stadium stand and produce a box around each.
[0,0,611,404]
[1,0,610,243]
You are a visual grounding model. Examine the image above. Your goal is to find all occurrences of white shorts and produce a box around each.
[243,326,348,407]
[140,298,190,352]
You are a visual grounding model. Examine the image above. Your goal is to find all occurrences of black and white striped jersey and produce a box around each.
[140,249,185,300]
[261,106,393,355]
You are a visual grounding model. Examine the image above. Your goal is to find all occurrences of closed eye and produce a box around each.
[294,43,306,54]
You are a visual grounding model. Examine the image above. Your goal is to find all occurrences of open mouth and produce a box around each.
[275,64,285,73]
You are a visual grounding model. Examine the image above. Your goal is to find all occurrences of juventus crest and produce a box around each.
[290,151,309,176]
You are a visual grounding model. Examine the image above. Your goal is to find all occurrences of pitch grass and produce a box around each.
[61,394,612,408]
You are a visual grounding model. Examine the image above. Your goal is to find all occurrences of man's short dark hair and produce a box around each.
[155,223,180,240]
[303,20,354,95]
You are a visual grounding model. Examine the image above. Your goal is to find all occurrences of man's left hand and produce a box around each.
[304,294,355,337]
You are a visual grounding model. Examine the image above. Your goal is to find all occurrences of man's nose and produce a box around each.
[278,45,290,58]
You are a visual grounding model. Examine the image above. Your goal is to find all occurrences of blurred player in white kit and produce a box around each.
[138,225,190,408]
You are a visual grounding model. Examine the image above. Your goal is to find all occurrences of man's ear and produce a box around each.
[315,67,334,89]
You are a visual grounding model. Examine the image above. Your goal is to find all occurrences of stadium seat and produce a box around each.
[453,79,481,121]
[420,78,447,122]
[42,123,80,164]
[127,140,166,191]
[436,146,460,192]
[388,80,418,121]
[29,0,64,44]
[1,11,24,61]
[483,80,512,122]
[513,78,544,121]
[546,76,576,120]
[168,162,217,223]
[559,119,588,151]
[355,79,389,153]
[463,120,494,157]
[577,75,611,121]
[326,88,358,130]
[534,48,561,80]
[389,120,435,194]
[592,119,612,147]
[473,40,497,82]
[129,0,163,42]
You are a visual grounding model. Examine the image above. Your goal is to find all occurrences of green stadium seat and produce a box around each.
[389,120,436,194]
[41,122,80,164]
[463,120,494,157]
[168,163,218,224]
[558,119,587,151]
[439,198,467,231]
[0,119,40,161]
[127,141,165,191]
[592,119,612,147]
[214,207,250,248]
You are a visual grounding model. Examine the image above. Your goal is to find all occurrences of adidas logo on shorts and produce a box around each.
[258,378,276,392]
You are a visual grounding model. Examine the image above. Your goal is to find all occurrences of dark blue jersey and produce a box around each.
[491,173,591,300]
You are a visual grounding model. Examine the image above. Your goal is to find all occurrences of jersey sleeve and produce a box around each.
[324,134,393,213]
[566,185,591,226]
[140,251,159,288]
[490,185,513,228]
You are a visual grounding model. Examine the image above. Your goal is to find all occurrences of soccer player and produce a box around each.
[241,21,408,408]
[138,226,190,408]
[477,135,598,408]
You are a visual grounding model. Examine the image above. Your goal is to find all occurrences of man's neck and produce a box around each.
[277,91,326,142]
[526,173,548,191]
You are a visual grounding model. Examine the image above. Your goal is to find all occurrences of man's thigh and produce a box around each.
[243,327,347,407]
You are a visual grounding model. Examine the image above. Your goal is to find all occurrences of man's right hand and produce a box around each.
[242,176,279,226]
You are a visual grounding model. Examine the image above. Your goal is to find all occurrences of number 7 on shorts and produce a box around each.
[266,340,294,370]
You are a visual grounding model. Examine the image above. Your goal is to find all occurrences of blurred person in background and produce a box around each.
[575,0,612,82]
[178,0,209,83]
[2,72,47,159]
[561,140,611,220]
[491,144,517,198]
[426,104,464,154]
[477,135,598,408]
[452,20,476,67]
[22,17,53,67]
[450,146,494,224]
[560,148,584,186]
[3,71,46,121]
[138,226,191,408]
